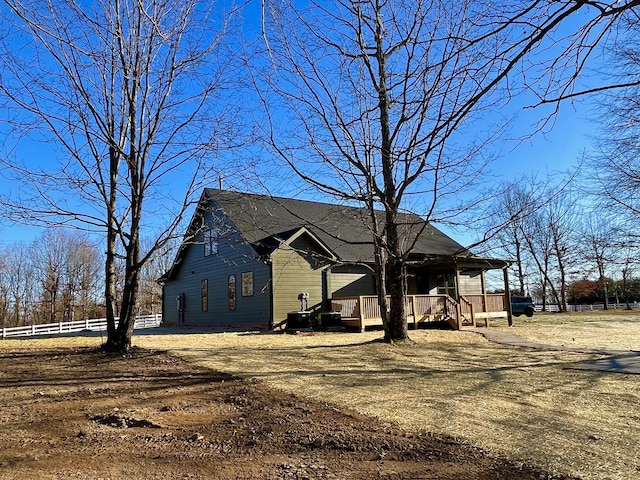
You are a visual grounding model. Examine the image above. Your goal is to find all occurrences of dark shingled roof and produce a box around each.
[205,189,470,263]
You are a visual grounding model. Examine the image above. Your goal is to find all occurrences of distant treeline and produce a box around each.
[0,229,165,328]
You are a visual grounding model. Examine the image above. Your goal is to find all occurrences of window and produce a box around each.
[201,279,208,312]
[228,275,236,311]
[241,271,254,297]
[436,273,456,297]
[204,228,218,256]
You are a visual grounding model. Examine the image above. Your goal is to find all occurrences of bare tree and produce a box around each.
[578,215,619,309]
[486,179,542,296]
[34,230,67,323]
[617,245,640,309]
[521,207,559,309]
[589,18,640,228]
[545,191,580,311]
[0,231,102,325]
[0,0,242,352]
[138,235,177,315]
[256,0,640,340]
[61,235,102,322]
[586,21,640,306]
[2,242,36,326]
[0,252,8,328]
[514,186,582,312]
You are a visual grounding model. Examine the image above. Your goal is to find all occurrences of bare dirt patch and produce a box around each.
[3,312,639,479]
[126,328,639,480]
[0,346,572,480]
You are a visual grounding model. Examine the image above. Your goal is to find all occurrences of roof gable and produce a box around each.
[250,226,337,261]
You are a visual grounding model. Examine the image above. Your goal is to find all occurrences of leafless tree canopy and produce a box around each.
[254,0,640,339]
[1,1,639,343]
[589,19,640,221]
[0,0,243,351]
[0,0,240,233]
[0,230,103,328]
[484,171,640,310]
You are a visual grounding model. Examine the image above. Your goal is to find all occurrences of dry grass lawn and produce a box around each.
[2,311,639,480]
[491,309,640,352]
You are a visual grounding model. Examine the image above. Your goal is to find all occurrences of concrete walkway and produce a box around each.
[471,327,640,375]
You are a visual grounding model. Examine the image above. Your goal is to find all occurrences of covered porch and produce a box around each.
[331,293,509,332]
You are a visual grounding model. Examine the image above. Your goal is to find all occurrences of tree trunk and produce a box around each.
[553,238,568,312]
[384,254,407,342]
[103,235,140,353]
[103,234,119,351]
[374,5,408,342]
[103,146,120,351]
[598,261,609,310]
[382,208,408,341]
[50,289,57,323]
[111,268,140,353]
[105,118,143,353]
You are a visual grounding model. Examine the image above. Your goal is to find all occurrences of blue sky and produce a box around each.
[0,99,594,248]
[0,2,606,250]
[0,72,597,250]
[496,102,593,176]
[444,101,593,246]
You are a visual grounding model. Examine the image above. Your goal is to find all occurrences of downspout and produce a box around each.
[268,258,274,330]
[160,282,165,326]
[322,267,331,312]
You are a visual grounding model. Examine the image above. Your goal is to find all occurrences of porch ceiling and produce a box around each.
[406,254,512,271]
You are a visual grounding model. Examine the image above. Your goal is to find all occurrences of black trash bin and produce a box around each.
[286,311,311,330]
[319,312,342,331]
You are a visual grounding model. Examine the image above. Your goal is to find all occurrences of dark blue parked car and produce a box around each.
[511,296,535,317]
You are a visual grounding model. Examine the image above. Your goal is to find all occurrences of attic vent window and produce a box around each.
[204,228,219,256]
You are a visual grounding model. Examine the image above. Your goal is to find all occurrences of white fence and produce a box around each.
[535,303,640,313]
[1,314,162,339]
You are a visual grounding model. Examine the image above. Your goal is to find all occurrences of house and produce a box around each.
[159,189,512,331]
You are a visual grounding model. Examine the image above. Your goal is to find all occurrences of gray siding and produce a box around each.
[328,265,375,297]
[162,208,271,329]
[458,271,483,295]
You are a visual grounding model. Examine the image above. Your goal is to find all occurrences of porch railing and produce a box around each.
[331,295,460,332]
[459,296,475,327]
[332,293,510,331]
[461,294,507,317]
